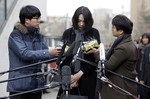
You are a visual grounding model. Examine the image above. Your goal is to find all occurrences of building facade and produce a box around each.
[131,0,150,39]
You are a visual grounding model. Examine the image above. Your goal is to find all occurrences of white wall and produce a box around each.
[0,0,47,96]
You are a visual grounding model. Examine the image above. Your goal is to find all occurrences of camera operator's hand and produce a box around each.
[49,47,61,56]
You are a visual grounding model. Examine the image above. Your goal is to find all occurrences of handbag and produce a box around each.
[60,87,88,99]
[61,94,88,99]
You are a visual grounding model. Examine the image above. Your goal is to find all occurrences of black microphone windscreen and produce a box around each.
[61,65,71,85]
[73,32,82,55]
[73,40,81,55]
[62,65,71,75]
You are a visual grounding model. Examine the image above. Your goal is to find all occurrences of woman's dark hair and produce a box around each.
[19,5,41,24]
[112,14,133,34]
[72,6,93,32]
[141,33,150,44]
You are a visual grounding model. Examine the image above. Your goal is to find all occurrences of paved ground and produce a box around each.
[42,87,101,99]
[42,87,59,99]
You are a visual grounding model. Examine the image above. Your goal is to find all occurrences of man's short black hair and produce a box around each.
[19,5,41,24]
[112,14,133,34]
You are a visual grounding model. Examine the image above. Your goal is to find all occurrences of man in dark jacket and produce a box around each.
[7,5,60,99]
[101,14,137,99]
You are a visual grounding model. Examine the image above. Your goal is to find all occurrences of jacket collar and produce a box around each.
[119,36,132,45]
[15,22,39,35]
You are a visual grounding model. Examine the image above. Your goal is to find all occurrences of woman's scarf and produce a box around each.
[106,34,131,60]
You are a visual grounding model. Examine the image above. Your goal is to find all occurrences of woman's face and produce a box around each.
[78,14,85,30]
[142,36,149,45]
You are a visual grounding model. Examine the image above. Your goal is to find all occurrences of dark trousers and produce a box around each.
[9,92,42,99]
[143,90,150,99]
[137,85,144,99]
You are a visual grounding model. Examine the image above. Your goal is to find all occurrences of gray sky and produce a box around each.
[47,0,130,16]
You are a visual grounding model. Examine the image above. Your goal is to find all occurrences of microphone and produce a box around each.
[73,33,82,55]
[72,30,84,73]
[63,42,75,57]
[72,30,84,55]
[61,65,71,96]
[99,43,106,62]
[96,43,106,80]
[72,40,82,73]
[95,43,106,98]
[56,40,67,67]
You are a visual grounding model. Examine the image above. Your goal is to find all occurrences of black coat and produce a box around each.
[57,27,100,99]
[141,44,150,86]
[136,44,146,80]
[141,44,150,99]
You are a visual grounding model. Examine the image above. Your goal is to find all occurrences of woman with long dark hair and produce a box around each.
[56,6,101,99]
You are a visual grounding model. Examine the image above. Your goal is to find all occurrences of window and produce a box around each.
[0,0,17,34]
